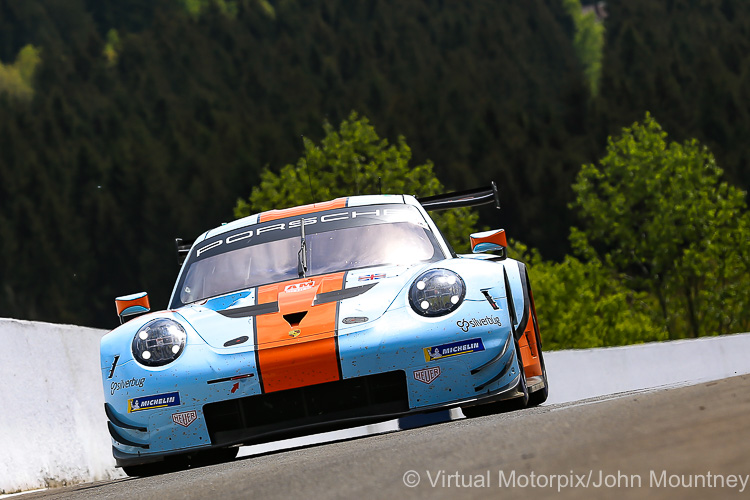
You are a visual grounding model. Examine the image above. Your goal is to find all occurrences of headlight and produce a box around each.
[132,319,186,367]
[409,269,466,317]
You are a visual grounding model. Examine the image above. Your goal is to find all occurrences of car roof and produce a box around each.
[199,194,422,242]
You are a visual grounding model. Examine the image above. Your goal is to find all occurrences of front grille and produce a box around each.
[203,371,409,446]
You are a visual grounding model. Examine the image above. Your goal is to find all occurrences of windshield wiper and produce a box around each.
[297,218,308,278]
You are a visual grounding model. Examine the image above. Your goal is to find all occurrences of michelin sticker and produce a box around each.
[424,338,485,362]
[128,392,181,413]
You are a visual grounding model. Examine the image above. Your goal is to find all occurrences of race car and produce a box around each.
[101,184,548,476]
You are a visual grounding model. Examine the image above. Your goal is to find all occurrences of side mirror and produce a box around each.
[470,229,507,254]
[115,292,151,324]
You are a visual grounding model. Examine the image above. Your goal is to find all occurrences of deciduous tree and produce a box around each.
[571,114,750,338]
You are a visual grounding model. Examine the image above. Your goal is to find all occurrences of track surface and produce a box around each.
[26,374,750,499]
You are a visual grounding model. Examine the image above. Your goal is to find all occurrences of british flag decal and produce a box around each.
[358,273,386,282]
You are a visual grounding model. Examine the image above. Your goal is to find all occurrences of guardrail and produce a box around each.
[2,317,749,495]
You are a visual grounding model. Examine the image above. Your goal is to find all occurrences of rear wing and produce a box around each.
[175,237,194,266]
[417,181,500,211]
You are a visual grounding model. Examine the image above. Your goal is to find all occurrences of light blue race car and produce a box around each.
[101,184,548,476]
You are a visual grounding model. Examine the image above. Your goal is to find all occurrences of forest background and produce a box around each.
[1,0,748,347]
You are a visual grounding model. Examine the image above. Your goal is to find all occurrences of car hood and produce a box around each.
[177,263,423,349]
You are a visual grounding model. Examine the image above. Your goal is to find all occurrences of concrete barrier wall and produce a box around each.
[543,333,750,405]
[0,319,122,495]
[2,317,750,494]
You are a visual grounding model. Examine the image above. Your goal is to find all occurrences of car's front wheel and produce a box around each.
[526,280,548,407]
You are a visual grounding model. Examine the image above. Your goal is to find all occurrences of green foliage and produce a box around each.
[503,113,750,349]
[597,0,750,192]
[235,112,479,253]
[103,30,121,66]
[177,0,239,19]
[0,45,41,101]
[0,0,593,329]
[509,240,666,350]
[562,0,605,96]
[255,0,275,19]
[571,114,750,338]
[2,0,750,333]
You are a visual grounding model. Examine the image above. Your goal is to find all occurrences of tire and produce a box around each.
[526,280,548,407]
[527,338,548,406]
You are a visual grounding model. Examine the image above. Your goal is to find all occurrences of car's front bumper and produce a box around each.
[103,299,522,467]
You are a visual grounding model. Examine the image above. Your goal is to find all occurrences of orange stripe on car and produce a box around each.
[258,198,348,222]
[519,304,543,378]
[255,273,345,393]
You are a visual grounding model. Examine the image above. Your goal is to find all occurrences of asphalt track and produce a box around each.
[24,374,750,500]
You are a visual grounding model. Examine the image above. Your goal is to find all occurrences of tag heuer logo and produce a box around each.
[414,367,441,384]
[172,410,198,428]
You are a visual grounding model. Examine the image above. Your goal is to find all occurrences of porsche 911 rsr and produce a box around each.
[101,185,548,476]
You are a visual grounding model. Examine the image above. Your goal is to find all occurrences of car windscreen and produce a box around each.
[171,204,444,307]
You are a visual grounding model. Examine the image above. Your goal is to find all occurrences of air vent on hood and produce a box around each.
[283,311,307,327]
